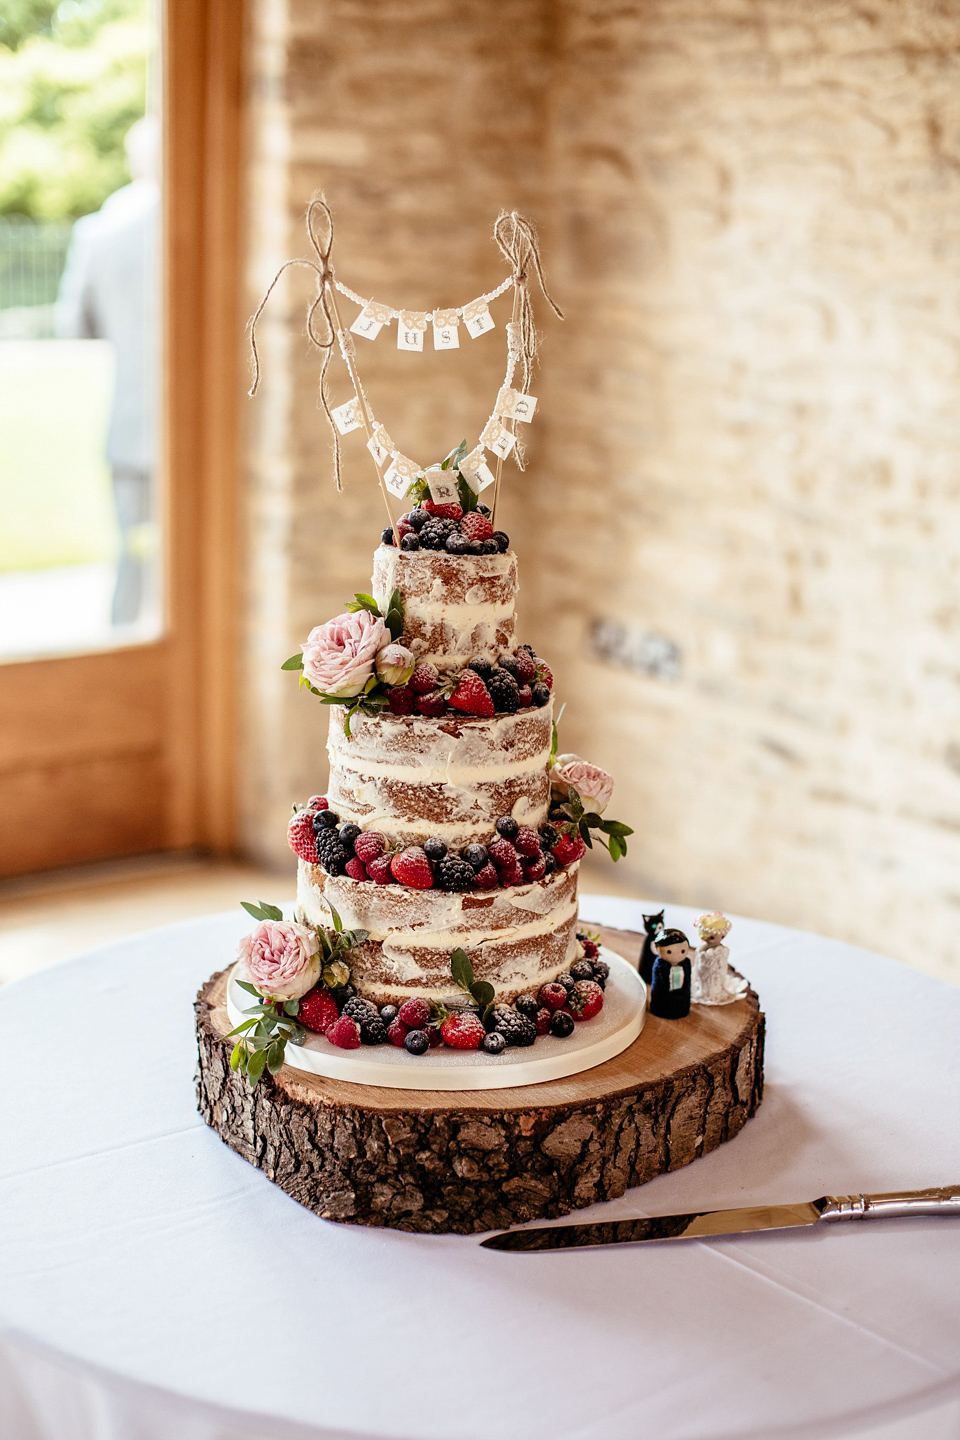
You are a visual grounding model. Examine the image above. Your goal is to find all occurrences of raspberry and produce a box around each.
[535,660,554,690]
[409,662,439,694]
[576,933,600,961]
[460,512,494,542]
[486,669,520,714]
[538,981,568,1012]
[297,987,338,1034]
[473,862,500,889]
[517,684,532,707]
[387,1018,408,1046]
[440,1012,486,1049]
[345,856,367,881]
[354,831,385,864]
[514,650,537,683]
[287,809,318,862]
[365,854,394,884]
[488,837,519,870]
[423,498,463,521]
[514,826,541,858]
[414,691,448,718]
[397,997,431,1029]
[391,846,435,889]
[387,686,414,715]
[523,856,547,882]
[307,795,328,810]
[552,831,586,867]
[535,1007,551,1036]
[568,978,604,1021]
[327,1016,361,1049]
[500,865,526,889]
[396,520,414,542]
[425,1024,443,1047]
[448,670,495,717]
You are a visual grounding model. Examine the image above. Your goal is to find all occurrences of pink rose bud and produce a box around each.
[549,754,615,814]
[237,919,322,1001]
[300,610,389,699]
[375,642,415,687]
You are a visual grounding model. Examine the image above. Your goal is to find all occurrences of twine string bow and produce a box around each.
[492,210,564,396]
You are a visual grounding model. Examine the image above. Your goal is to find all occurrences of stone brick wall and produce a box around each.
[242,0,960,981]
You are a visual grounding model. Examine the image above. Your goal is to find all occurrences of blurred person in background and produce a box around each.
[56,114,159,627]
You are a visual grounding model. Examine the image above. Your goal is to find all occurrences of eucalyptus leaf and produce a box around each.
[267,1041,286,1073]
[225,1017,257,1038]
[450,947,474,991]
[469,979,494,1010]
[281,653,304,670]
[347,593,382,616]
[261,902,283,921]
[330,905,343,933]
[235,979,261,996]
[246,1049,268,1084]
[579,820,593,848]
[230,1041,244,1071]
[582,812,603,828]
[609,834,623,862]
[482,1001,496,1028]
[240,901,267,921]
[567,789,585,820]
[283,999,300,1017]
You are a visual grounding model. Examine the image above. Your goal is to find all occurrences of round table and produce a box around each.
[1,896,958,1440]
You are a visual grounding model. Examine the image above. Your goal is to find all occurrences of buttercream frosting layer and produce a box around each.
[297,859,580,1004]
[372,545,518,667]
[326,704,552,849]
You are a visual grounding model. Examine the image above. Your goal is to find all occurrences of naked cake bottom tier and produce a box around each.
[296,860,580,1005]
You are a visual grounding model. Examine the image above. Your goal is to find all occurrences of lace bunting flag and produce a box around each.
[331,398,363,435]
[397,311,429,352]
[383,452,421,498]
[350,302,392,342]
[433,309,460,351]
[462,297,495,340]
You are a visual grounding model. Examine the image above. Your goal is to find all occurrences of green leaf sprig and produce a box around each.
[548,786,634,863]
[450,946,496,1026]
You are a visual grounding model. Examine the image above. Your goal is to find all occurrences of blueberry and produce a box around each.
[493,530,510,553]
[379,1004,399,1024]
[317,809,340,828]
[331,983,356,1007]
[467,657,493,679]
[477,503,491,516]
[549,1011,575,1038]
[463,843,489,870]
[482,1031,506,1055]
[401,533,420,551]
[424,837,448,861]
[496,816,520,840]
[558,973,575,993]
[339,823,361,847]
[466,540,484,555]
[531,682,550,707]
[408,507,429,531]
[381,527,396,546]
[542,852,557,874]
[446,534,470,554]
[480,538,499,554]
[404,1029,429,1056]
[513,995,539,1019]
[498,656,522,680]
[570,959,595,981]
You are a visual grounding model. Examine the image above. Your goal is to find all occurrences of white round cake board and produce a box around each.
[225,946,646,1091]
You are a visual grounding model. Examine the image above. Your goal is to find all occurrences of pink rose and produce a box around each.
[237,919,322,1000]
[549,753,615,814]
[301,611,388,698]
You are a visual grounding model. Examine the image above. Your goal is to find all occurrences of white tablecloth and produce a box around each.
[1,897,958,1440]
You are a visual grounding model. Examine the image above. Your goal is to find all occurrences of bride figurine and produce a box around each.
[692,912,748,1005]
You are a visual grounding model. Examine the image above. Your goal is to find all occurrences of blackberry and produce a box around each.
[542,852,557,875]
[467,657,493,680]
[408,507,429,531]
[343,996,379,1025]
[592,958,610,982]
[404,1029,429,1056]
[436,856,476,891]
[496,816,519,840]
[592,971,606,991]
[423,837,448,861]
[360,1018,389,1046]
[315,828,348,874]
[381,527,396,546]
[570,959,595,982]
[314,809,340,830]
[330,983,356,1007]
[401,533,420,551]
[379,1004,399,1025]
[419,517,456,550]
[549,1011,575,1038]
[463,842,489,870]
[493,530,510,552]
[498,655,522,680]
[446,534,470,555]
[557,973,576,994]
[487,669,520,714]
[531,681,550,707]
[482,1031,506,1055]
[492,1005,537,1047]
[339,823,361,850]
[514,994,539,1019]
[480,538,499,554]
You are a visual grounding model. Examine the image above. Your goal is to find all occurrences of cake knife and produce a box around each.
[480,1185,960,1251]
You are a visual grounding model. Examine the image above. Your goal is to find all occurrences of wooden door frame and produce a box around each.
[164,0,244,853]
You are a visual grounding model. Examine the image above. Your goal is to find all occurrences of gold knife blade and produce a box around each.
[479,1186,960,1251]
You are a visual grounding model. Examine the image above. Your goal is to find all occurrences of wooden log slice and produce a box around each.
[194,925,765,1235]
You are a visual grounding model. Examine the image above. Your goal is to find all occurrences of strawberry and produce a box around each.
[298,986,339,1034]
[397,997,431,1029]
[409,662,439,694]
[535,1007,551,1036]
[415,691,448,718]
[448,670,495,717]
[460,512,494,542]
[423,498,463,521]
[538,981,568,1012]
[307,795,328,810]
[387,1018,409,1046]
[327,1015,362,1048]
[345,857,367,882]
[514,826,541,858]
[488,836,519,870]
[354,831,385,864]
[387,686,414,715]
[517,684,533,707]
[514,649,537,684]
[568,978,604,1021]
[366,854,395,884]
[391,847,435,888]
[287,809,318,862]
[552,831,586,867]
[440,1011,486,1049]
[523,856,547,882]
[534,660,553,691]
[472,862,501,890]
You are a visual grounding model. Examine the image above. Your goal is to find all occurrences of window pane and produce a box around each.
[0,0,161,661]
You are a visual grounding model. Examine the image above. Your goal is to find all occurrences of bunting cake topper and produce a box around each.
[247,196,563,535]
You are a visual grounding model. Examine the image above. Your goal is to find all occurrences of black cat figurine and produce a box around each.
[639,908,664,984]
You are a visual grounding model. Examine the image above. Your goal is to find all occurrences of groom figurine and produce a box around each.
[649,928,693,1020]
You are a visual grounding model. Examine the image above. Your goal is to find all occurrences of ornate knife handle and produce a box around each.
[817,1185,960,1222]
